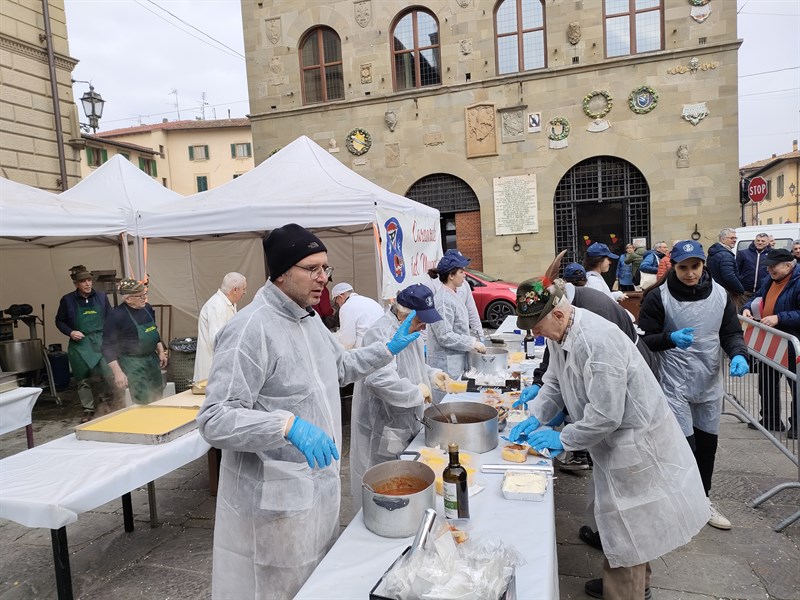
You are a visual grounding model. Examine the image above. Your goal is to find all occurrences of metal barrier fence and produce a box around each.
[722,315,799,532]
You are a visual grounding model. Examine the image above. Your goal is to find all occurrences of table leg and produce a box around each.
[147,481,158,528]
[122,492,134,532]
[207,448,221,496]
[25,424,34,448]
[50,527,73,600]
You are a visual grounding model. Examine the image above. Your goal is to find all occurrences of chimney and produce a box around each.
[162,118,168,123]
[794,139,798,152]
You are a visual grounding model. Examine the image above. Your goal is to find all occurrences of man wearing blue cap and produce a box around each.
[583,242,627,302]
[349,283,449,511]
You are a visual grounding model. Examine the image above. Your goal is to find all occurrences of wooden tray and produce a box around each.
[74,405,199,444]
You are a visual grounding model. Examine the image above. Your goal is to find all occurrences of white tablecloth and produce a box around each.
[296,393,559,600]
[0,387,42,435]
[0,431,210,529]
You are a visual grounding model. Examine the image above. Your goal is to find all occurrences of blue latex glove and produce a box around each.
[286,417,340,469]
[387,310,421,355]
[526,429,564,455]
[729,355,749,377]
[670,327,695,349]
[512,384,541,408]
[509,415,541,443]
[546,410,567,428]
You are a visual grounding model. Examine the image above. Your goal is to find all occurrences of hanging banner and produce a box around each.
[376,207,442,299]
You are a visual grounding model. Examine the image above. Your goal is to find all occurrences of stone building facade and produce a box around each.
[243,0,741,282]
[0,0,82,191]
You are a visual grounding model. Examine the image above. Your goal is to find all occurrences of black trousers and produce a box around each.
[757,347,798,430]
[685,428,717,496]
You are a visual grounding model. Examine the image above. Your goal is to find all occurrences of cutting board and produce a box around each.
[74,405,199,444]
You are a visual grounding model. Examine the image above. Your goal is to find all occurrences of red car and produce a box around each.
[464,268,519,330]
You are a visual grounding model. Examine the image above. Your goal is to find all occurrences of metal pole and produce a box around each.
[41,0,69,191]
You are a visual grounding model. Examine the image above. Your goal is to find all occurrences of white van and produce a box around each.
[734,224,800,254]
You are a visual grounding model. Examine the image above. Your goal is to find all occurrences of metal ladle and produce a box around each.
[429,402,458,424]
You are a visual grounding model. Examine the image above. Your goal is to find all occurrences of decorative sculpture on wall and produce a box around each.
[465,103,497,158]
[582,90,612,119]
[628,86,659,114]
[681,102,710,126]
[548,117,570,149]
[567,22,581,45]
[265,18,281,45]
[346,127,372,155]
[689,0,712,23]
[360,63,373,84]
[667,58,718,75]
[328,138,340,153]
[499,107,525,143]
[354,1,371,28]
[677,144,690,167]
[384,111,397,132]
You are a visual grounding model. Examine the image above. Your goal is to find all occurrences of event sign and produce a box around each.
[376,207,442,299]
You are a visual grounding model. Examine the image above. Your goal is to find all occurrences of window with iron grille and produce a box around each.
[300,27,344,104]
[554,156,650,264]
[495,0,547,75]
[406,173,479,213]
[392,9,441,91]
[604,0,663,58]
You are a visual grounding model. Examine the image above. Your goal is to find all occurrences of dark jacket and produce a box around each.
[743,265,800,337]
[639,270,747,358]
[707,242,745,294]
[55,289,112,336]
[639,250,663,274]
[102,303,161,363]
[736,242,770,293]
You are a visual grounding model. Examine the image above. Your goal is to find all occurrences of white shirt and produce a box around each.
[336,293,385,349]
[193,289,236,381]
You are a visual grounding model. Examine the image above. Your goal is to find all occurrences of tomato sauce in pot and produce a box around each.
[373,476,429,496]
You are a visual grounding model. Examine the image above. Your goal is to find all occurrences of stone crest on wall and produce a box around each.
[354,1,371,28]
[465,103,497,158]
[456,0,471,7]
[360,63,373,84]
[499,106,526,143]
[385,110,397,132]
[677,144,690,167]
[268,56,285,86]
[265,18,281,45]
[681,102,709,126]
[567,22,581,45]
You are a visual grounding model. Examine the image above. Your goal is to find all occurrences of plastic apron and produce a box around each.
[117,309,163,405]
[659,282,726,436]
[68,302,109,381]
[427,287,475,403]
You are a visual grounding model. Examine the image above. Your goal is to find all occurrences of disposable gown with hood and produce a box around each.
[196,281,393,600]
[530,308,708,568]
[427,286,475,402]
[350,311,442,511]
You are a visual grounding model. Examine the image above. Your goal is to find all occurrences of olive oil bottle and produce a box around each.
[442,443,470,520]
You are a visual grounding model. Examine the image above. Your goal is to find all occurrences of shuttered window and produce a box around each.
[189,145,209,160]
[231,143,252,158]
[196,176,209,192]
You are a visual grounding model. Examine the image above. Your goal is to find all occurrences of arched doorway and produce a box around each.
[554,156,650,286]
[406,173,483,269]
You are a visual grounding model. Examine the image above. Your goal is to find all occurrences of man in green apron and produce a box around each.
[102,278,168,404]
[55,265,112,422]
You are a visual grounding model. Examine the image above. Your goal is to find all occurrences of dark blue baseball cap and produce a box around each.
[396,284,442,323]
[563,262,587,282]
[436,249,470,274]
[670,240,706,263]
[586,242,619,260]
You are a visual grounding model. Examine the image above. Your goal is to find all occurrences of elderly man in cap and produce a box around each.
[193,272,247,382]
[196,223,421,599]
[331,281,385,349]
[509,277,708,599]
[743,247,800,439]
[56,265,113,422]
[350,283,449,512]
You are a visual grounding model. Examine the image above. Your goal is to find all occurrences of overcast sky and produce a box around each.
[64,0,798,166]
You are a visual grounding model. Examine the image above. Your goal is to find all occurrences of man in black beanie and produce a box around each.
[197,223,421,598]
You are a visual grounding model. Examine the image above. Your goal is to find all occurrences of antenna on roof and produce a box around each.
[198,92,209,120]
[169,89,180,120]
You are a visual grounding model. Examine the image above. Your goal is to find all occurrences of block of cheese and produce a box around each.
[501,444,528,463]
[502,471,548,501]
[418,446,477,494]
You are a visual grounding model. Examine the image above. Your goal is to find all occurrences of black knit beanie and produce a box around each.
[263,224,327,281]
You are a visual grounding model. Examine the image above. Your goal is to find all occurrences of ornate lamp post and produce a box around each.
[79,84,105,133]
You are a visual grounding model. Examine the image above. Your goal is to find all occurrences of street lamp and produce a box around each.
[74,80,105,133]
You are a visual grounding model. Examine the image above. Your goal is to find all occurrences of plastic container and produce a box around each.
[501,470,548,501]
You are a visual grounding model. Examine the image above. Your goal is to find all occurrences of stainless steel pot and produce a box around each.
[468,348,508,375]
[362,453,436,538]
[0,339,43,372]
[421,401,499,453]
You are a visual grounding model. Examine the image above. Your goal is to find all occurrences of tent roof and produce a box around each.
[0,176,127,243]
[138,135,438,238]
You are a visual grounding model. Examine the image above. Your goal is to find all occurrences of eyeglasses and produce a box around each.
[127,293,148,299]
[293,264,334,280]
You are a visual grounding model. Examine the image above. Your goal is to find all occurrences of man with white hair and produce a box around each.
[331,282,384,349]
[707,228,744,297]
[193,272,247,382]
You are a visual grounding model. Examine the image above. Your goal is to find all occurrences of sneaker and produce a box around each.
[707,502,731,530]
[558,451,591,472]
[584,578,652,599]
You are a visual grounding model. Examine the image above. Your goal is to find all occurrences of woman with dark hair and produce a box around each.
[583,242,627,303]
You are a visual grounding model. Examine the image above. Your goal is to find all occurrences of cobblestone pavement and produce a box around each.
[1,389,798,599]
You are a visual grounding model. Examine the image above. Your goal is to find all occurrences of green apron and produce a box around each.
[68,300,110,381]
[118,307,163,405]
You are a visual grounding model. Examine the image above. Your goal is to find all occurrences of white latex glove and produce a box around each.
[432,371,449,391]
[418,383,432,404]
[473,341,486,354]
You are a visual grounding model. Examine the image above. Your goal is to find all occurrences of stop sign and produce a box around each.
[748,176,768,203]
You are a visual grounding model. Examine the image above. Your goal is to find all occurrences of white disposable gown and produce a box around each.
[196,281,393,599]
[659,282,726,436]
[427,286,475,402]
[530,308,709,568]
[350,311,442,511]
[586,270,625,302]
[429,278,483,337]
[193,289,236,382]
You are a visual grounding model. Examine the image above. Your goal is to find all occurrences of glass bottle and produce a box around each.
[524,330,536,359]
[442,443,470,520]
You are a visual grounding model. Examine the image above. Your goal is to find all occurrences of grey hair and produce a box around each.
[755,233,769,239]
[719,228,736,241]
[220,272,246,293]
[793,240,800,245]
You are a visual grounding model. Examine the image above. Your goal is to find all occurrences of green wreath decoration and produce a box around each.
[628,86,659,114]
[547,117,571,141]
[345,127,372,156]
[582,90,613,119]
[688,0,709,6]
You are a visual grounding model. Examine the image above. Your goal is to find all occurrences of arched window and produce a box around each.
[391,9,441,91]
[299,27,344,104]
[495,0,546,75]
[604,0,663,58]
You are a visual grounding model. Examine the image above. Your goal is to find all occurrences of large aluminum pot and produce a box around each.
[362,453,436,538]
[0,339,43,372]
[422,401,499,453]
[468,347,508,375]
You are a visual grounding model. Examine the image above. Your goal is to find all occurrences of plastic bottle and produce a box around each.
[442,443,470,520]
[524,331,536,359]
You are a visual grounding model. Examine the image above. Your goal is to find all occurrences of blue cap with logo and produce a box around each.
[436,249,471,274]
[396,284,442,323]
[586,242,619,260]
[563,262,587,282]
[670,240,706,263]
